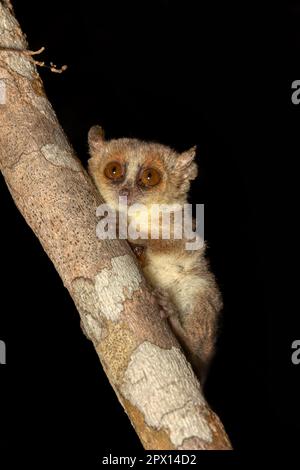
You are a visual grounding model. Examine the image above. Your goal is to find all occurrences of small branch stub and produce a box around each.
[0,45,67,73]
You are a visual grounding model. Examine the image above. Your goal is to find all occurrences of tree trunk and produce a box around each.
[0,1,231,450]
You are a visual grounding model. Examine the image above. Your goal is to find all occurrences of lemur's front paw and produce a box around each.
[154,287,177,319]
[132,245,144,258]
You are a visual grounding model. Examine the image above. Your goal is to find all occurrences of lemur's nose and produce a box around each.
[119,187,130,197]
[119,180,133,197]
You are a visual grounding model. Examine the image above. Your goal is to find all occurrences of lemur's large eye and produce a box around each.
[138,168,161,187]
[104,161,125,181]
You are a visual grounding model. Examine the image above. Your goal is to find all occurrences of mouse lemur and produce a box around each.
[88,125,223,383]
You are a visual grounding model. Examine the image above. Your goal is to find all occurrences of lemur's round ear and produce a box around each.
[176,146,197,168]
[175,146,198,180]
[88,125,105,152]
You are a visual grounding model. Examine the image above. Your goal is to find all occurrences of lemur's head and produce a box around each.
[88,125,197,211]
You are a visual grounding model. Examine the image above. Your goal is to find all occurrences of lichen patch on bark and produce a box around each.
[121,342,213,447]
[5,52,34,78]
[0,4,24,50]
[41,144,81,171]
[123,398,175,450]
[94,254,142,321]
[72,255,143,343]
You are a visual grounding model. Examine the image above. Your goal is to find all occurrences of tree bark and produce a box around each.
[0,2,231,450]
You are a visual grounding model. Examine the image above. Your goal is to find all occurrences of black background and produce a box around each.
[0,0,299,465]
